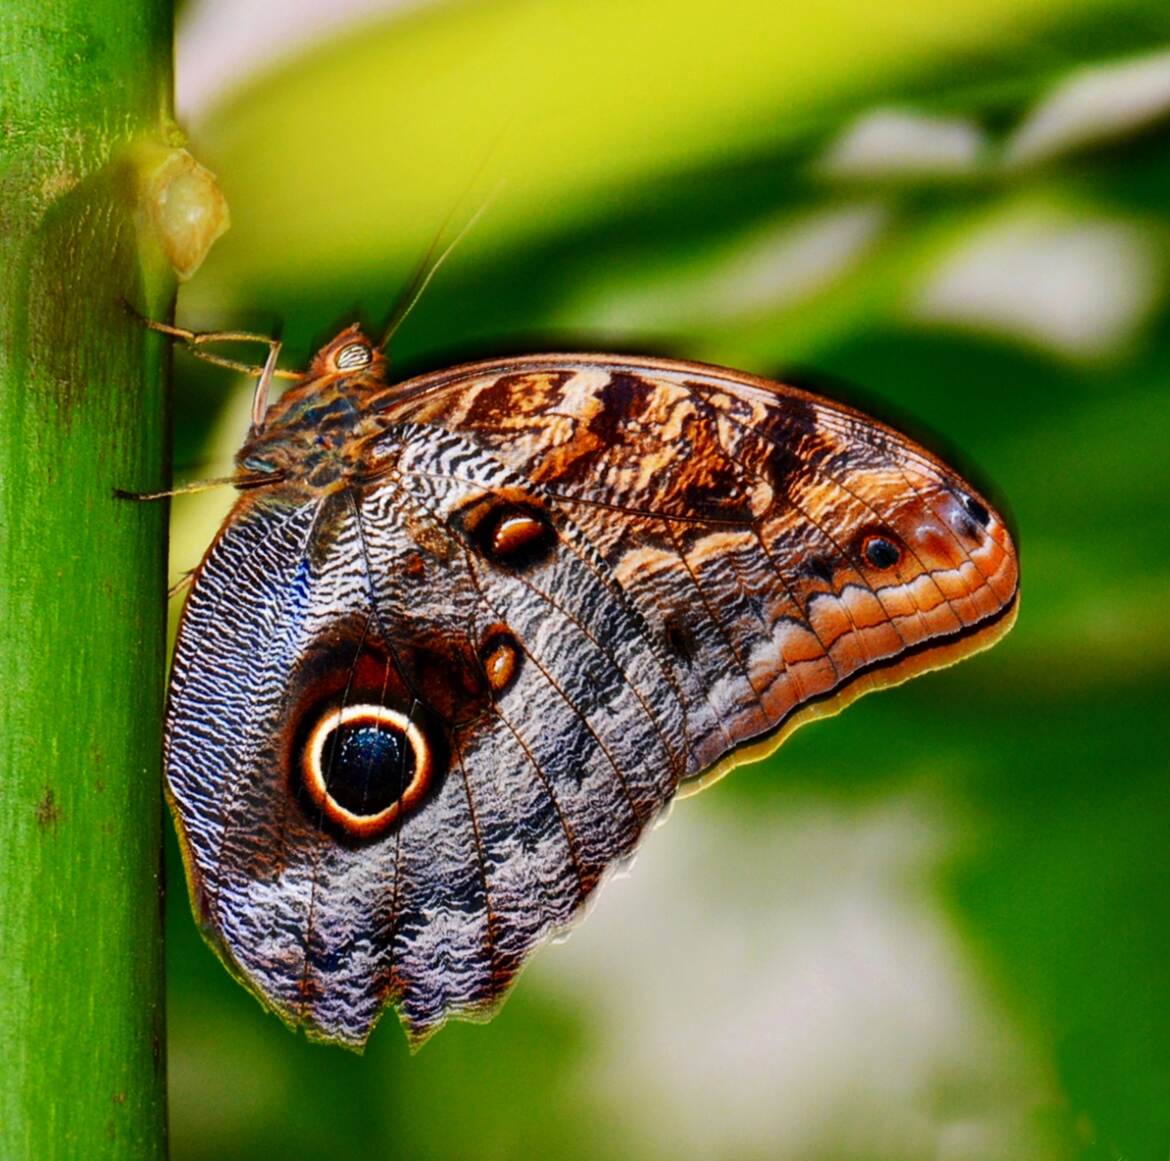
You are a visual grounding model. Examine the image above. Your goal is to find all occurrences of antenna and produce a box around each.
[378,179,505,351]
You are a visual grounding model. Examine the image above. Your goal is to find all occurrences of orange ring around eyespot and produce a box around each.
[301,703,432,839]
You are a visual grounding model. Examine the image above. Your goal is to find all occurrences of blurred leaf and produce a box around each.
[168,3,1170,1159]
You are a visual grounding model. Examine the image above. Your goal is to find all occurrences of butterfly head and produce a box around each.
[233,325,392,488]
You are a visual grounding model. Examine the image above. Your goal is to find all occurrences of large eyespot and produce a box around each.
[300,703,432,839]
[861,533,902,570]
[335,342,373,371]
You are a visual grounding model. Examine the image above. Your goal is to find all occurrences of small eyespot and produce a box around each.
[300,704,432,839]
[451,496,555,568]
[480,631,520,693]
[335,342,373,371]
[474,505,552,564]
[862,534,902,570]
[491,512,547,558]
[963,495,991,527]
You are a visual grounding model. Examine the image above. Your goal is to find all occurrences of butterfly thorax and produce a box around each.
[234,326,392,492]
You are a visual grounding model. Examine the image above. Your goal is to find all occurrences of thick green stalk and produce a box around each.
[0,4,173,1158]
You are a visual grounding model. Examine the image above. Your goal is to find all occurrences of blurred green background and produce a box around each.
[167,1,1170,1157]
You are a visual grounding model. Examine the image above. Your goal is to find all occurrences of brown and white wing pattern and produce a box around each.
[167,428,690,1048]
[166,351,1018,1050]
[387,354,1020,784]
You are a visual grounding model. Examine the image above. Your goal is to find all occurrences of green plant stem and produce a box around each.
[0,5,173,1158]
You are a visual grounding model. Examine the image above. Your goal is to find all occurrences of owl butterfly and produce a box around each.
[165,327,1019,1049]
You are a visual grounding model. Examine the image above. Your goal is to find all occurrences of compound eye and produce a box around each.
[335,342,373,371]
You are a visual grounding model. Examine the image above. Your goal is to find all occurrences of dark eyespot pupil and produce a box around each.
[323,724,414,815]
[864,536,901,569]
[963,495,991,527]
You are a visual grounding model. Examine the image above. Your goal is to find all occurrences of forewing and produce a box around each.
[387,354,1020,784]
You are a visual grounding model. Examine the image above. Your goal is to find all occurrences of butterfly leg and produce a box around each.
[114,475,241,502]
[167,571,197,600]
[124,302,298,431]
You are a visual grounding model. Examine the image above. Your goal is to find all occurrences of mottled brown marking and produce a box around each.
[463,371,574,427]
[663,612,698,664]
[721,386,824,501]
[510,371,660,492]
[588,372,658,447]
[404,507,456,562]
[805,555,835,585]
[35,788,60,831]
[532,372,759,522]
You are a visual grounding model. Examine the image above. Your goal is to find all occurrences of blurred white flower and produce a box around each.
[1005,50,1170,166]
[533,793,1061,1161]
[818,108,985,178]
[912,207,1164,358]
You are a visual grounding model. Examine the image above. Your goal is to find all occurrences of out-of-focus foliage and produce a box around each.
[169,2,1170,1158]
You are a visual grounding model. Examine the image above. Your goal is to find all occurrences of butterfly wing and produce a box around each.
[386,355,1020,787]
[166,353,1019,1048]
[166,434,689,1047]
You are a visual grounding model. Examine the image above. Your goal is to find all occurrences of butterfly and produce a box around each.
[163,324,1019,1048]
